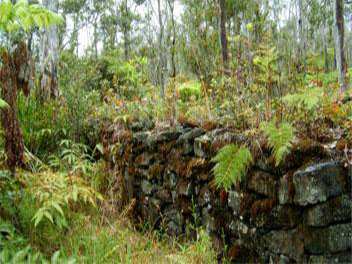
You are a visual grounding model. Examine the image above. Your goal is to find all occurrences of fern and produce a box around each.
[212,144,252,191]
[261,121,295,166]
[283,87,323,110]
[20,170,103,228]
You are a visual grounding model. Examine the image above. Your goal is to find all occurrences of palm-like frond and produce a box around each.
[212,144,252,191]
[261,121,295,166]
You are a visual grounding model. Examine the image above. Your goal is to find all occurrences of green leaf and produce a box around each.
[0,98,9,108]
[11,246,30,263]
[212,144,252,191]
[33,210,44,227]
[50,201,64,216]
[261,121,295,166]
[44,211,54,223]
[51,250,60,264]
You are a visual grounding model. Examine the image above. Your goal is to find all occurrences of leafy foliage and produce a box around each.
[0,0,62,34]
[261,121,295,166]
[20,170,103,228]
[179,81,201,102]
[212,144,252,191]
[0,220,76,264]
[283,87,323,110]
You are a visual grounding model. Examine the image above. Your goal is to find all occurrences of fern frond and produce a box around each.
[283,87,323,110]
[261,121,295,166]
[212,144,252,191]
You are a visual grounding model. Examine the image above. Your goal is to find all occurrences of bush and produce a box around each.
[179,81,201,102]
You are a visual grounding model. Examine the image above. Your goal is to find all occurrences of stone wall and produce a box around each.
[103,123,352,263]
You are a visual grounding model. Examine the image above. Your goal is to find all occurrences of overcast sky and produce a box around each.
[68,0,183,56]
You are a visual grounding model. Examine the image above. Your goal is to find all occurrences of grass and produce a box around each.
[0,171,217,264]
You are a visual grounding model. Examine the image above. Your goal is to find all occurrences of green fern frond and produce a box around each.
[212,144,252,191]
[283,87,323,110]
[261,121,295,166]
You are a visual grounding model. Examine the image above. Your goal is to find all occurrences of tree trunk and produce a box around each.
[167,0,176,125]
[298,0,306,75]
[157,0,165,97]
[323,0,329,72]
[334,0,347,92]
[39,0,59,100]
[123,0,129,60]
[0,43,30,175]
[219,0,228,73]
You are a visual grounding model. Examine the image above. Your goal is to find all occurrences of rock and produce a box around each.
[293,161,346,206]
[166,221,182,236]
[277,140,328,174]
[132,131,150,144]
[163,207,183,236]
[201,207,217,233]
[278,172,295,204]
[135,152,153,167]
[211,132,247,153]
[305,223,352,254]
[164,168,177,188]
[253,205,301,230]
[176,127,205,155]
[198,185,211,206]
[308,252,352,263]
[147,129,181,149]
[130,119,155,132]
[248,171,277,197]
[156,188,172,203]
[304,195,351,226]
[262,227,305,262]
[147,164,164,180]
[176,198,193,215]
[177,180,194,197]
[194,135,211,157]
[141,180,157,195]
[228,219,250,237]
[228,190,241,214]
[140,197,161,226]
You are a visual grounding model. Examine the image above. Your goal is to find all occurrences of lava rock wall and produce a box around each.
[103,124,352,263]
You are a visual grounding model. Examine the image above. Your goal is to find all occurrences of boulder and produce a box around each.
[194,135,212,157]
[262,227,305,262]
[305,223,352,254]
[247,171,277,197]
[293,161,346,206]
[304,195,351,226]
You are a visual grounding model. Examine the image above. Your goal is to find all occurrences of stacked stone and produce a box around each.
[105,123,352,263]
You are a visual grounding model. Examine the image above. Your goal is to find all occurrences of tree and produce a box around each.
[298,0,307,75]
[219,0,228,73]
[0,1,61,174]
[157,0,166,97]
[39,0,60,100]
[333,0,348,92]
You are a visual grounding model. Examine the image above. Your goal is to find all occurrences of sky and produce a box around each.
[69,0,184,56]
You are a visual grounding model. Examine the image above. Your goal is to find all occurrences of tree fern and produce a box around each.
[212,144,252,191]
[261,121,295,166]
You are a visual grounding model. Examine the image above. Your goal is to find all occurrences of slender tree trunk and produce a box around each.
[219,0,228,73]
[167,0,176,125]
[39,0,59,100]
[334,0,347,92]
[93,15,98,59]
[298,0,306,75]
[123,0,129,60]
[323,0,329,72]
[157,0,165,97]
